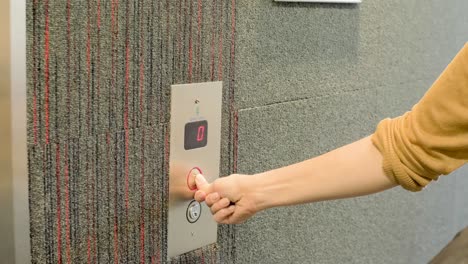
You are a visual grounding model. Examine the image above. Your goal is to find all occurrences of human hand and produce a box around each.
[193,174,260,224]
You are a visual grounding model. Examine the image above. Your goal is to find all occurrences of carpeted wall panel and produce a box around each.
[231,1,468,263]
[27,0,238,263]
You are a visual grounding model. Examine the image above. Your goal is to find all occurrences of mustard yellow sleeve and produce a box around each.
[372,43,468,192]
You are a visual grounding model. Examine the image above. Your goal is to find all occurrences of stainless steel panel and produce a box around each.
[168,81,223,259]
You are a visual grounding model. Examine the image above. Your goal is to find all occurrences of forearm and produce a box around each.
[251,135,397,211]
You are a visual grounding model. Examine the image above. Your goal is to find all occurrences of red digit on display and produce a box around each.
[197,125,205,142]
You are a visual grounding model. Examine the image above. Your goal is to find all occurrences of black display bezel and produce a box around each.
[184,120,208,150]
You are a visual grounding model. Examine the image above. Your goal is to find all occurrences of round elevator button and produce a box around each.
[187,167,203,191]
[186,200,202,223]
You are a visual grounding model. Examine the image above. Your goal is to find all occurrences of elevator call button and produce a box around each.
[187,167,202,191]
[186,200,202,223]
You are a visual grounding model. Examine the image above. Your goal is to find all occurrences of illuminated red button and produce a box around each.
[187,167,203,191]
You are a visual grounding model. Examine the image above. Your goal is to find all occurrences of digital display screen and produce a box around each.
[184,120,208,150]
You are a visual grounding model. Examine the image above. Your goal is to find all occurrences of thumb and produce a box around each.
[195,174,214,194]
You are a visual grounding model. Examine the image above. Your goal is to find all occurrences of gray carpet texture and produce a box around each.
[27,0,237,263]
[27,0,468,263]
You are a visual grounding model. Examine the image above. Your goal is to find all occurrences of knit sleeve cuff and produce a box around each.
[371,117,435,192]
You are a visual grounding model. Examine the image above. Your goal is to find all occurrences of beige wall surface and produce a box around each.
[1,0,29,263]
[0,0,15,263]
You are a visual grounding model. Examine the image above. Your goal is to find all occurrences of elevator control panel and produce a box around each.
[167,81,222,260]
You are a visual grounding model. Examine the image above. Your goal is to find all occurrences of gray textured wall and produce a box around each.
[232,0,468,263]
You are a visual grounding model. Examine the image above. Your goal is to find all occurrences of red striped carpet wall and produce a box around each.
[27,0,238,263]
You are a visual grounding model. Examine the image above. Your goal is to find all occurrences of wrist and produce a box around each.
[247,164,310,210]
[248,172,276,212]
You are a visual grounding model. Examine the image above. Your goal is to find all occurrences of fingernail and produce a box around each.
[212,193,219,200]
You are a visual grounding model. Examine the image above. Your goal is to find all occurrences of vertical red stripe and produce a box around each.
[113,147,119,264]
[33,77,38,144]
[92,151,97,264]
[105,132,112,263]
[166,0,170,53]
[124,1,131,257]
[163,127,170,263]
[86,0,91,135]
[140,130,145,264]
[230,0,236,75]
[56,144,62,264]
[139,6,145,115]
[156,248,161,264]
[85,2,92,262]
[230,0,236,87]
[97,0,101,98]
[44,0,50,144]
[211,247,216,264]
[32,0,38,144]
[87,153,91,264]
[149,126,157,262]
[97,0,101,29]
[151,255,156,264]
[164,126,170,169]
[66,0,72,140]
[139,60,144,114]
[177,0,182,73]
[111,0,117,131]
[124,16,130,213]
[139,2,145,263]
[233,111,239,173]
[231,0,238,173]
[110,2,119,263]
[113,214,119,264]
[72,38,79,133]
[196,0,202,81]
[184,0,188,80]
[111,0,116,47]
[64,144,71,264]
[210,0,217,81]
[217,0,223,80]
[123,3,131,259]
[188,0,193,82]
